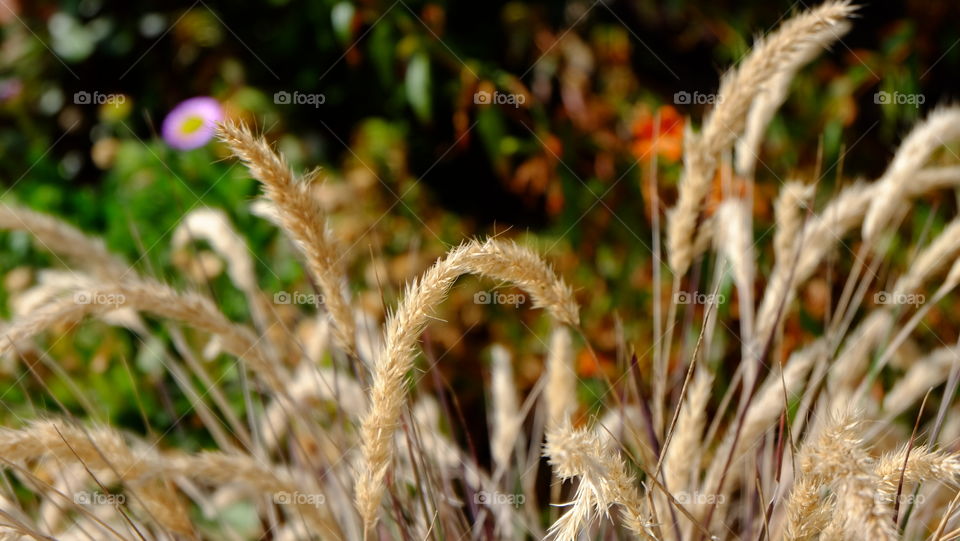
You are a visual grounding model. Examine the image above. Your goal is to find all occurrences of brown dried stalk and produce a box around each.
[354,238,578,536]
[0,279,286,394]
[667,0,855,275]
[218,120,357,356]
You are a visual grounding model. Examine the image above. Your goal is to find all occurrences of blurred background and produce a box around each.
[1,0,959,455]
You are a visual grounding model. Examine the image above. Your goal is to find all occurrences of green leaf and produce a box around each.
[331,2,355,45]
[369,22,395,87]
[405,51,432,123]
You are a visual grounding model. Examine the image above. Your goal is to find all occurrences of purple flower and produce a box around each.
[0,79,22,102]
[161,96,224,150]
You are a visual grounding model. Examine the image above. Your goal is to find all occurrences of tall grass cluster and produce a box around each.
[4,2,960,539]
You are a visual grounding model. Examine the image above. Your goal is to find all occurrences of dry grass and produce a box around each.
[218,120,357,356]
[354,238,578,536]
[667,0,855,275]
[3,2,960,540]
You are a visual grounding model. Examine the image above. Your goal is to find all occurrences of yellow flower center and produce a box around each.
[180,115,205,135]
